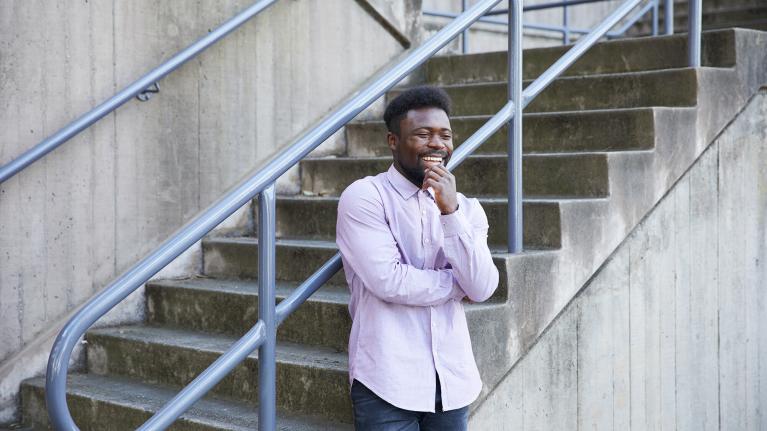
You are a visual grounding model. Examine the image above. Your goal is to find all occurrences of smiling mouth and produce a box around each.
[421,156,443,164]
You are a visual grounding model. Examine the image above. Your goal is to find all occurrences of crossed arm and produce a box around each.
[336,181,499,307]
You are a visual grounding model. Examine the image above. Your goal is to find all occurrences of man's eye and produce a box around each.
[441,134,452,140]
[416,134,429,139]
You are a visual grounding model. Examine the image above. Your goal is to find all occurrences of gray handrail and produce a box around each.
[45,0,702,428]
[45,0,505,429]
[0,0,279,184]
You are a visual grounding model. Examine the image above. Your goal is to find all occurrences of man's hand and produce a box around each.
[423,164,458,215]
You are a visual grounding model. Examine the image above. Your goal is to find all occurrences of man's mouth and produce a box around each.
[421,155,444,165]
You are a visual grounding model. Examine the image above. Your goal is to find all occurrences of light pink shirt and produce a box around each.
[336,164,499,412]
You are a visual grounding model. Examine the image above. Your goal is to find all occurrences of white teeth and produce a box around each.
[422,156,442,162]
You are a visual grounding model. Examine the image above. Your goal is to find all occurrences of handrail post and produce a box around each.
[461,0,469,53]
[508,0,523,253]
[652,0,659,36]
[563,3,570,45]
[687,0,701,67]
[258,184,277,430]
[664,0,673,34]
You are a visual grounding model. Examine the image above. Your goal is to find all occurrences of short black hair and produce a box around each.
[383,86,452,136]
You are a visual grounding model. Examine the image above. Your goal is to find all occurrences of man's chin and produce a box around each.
[403,169,425,187]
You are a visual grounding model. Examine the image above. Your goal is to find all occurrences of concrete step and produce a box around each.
[423,30,736,85]
[402,67,708,116]
[146,277,352,353]
[300,154,610,198]
[346,108,657,157]
[269,195,562,249]
[84,325,352,423]
[202,237,345,284]
[20,373,351,430]
[201,237,512,301]
[146,276,510,362]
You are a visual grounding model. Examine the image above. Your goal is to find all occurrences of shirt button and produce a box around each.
[424,238,430,244]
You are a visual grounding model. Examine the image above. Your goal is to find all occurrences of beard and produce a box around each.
[397,160,427,186]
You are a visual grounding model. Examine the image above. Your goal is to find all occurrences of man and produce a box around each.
[336,86,499,430]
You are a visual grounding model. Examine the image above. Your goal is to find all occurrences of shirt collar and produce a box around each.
[386,164,421,200]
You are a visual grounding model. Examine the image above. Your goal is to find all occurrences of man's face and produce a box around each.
[388,107,453,187]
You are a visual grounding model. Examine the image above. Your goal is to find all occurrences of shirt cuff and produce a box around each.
[439,269,465,301]
[439,205,471,237]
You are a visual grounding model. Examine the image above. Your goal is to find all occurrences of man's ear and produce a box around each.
[386,132,398,152]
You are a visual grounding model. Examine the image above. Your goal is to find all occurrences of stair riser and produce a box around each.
[346,109,656,157]
[203,240,346,284]
[301,155,610,198]
[424,31,735,85]
[86,334,352,423]
[269,198,561,249]
[411,69,700,116]
[21,384,217,431]
[202,240,510,300]
[146,284,352,353]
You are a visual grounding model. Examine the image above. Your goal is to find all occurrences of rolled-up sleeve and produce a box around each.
[337,180,464,306]
[439,198,499,302]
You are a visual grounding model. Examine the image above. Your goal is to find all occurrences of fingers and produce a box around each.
[422,178,437,190]
[424,163,450,178]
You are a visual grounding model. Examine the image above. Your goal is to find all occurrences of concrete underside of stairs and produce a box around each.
[459,28,767,418]
[470,87,767,430]
[16,28,767,429]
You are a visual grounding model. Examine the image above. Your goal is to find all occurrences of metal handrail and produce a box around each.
[424,0,670,51]
[45,0,702,428]
[0,0,279,184]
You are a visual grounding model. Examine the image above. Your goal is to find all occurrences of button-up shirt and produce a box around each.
[336,164,499,412]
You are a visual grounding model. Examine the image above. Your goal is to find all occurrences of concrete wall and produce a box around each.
[470,89,767,430]
[0,0,409,423]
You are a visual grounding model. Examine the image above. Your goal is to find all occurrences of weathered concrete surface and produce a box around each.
[83,326,351,422]
[347,108,658,157]
[470,88,767,430]
[423,30,737,85]
[301,153,610,198]
[0,0,407,424]
[263,195,562,249]
[21,373,352,431]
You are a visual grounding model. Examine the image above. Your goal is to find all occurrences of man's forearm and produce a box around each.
[440,207,499,302]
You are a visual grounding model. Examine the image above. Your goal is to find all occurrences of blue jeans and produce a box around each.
[350,376,469,430]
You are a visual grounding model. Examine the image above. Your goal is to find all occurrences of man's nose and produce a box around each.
[427,134,445,149]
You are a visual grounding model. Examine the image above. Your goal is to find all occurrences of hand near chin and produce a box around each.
[422,164,458,215]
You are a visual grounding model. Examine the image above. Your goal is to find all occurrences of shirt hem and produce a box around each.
[350,373,437,413]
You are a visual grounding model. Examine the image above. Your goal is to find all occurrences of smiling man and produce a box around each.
[336,86,499,430]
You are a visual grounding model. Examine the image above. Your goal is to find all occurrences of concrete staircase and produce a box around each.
[18,28,767,429]
[632,0,767,35]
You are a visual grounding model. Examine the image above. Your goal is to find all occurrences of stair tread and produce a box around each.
[22,373,351,430]
[202,235,560,255]
[148,276,351,304]
[147,276,512,312]
[351,106,661,125]
[304,152,610,161]
[274,194,597,204]
[416,65,724,87]
[88,325,349,371]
